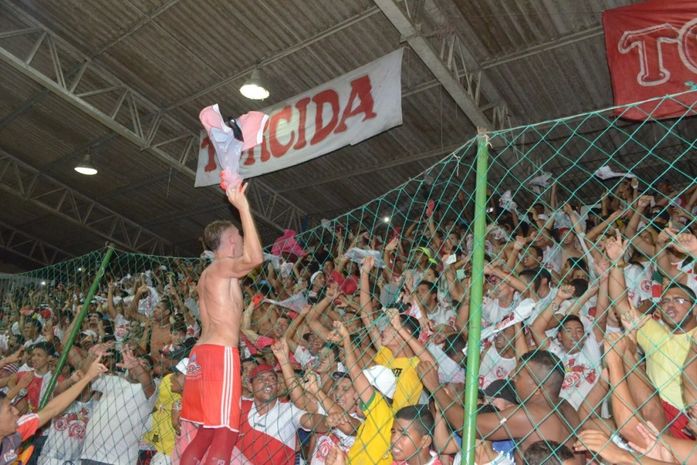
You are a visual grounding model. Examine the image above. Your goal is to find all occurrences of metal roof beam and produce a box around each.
[481,26,603,70]
[429,0,509,119]
[0,4,304,233]
[0,148,174,255]
[162,6,381,113]
[0,220,72,266]
[401,24,603,105]
[374,0,492,129]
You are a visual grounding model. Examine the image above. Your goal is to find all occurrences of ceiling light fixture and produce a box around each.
[74,154,98,176]
[240,69,270,100]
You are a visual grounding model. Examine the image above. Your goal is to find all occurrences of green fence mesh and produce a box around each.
[0,90,696,465]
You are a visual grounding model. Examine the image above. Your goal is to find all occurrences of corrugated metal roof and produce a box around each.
[2,0,685,271]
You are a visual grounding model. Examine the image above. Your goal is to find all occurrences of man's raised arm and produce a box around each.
[216,183,264,278]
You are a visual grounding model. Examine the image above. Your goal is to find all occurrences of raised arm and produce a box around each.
[590,257,610,341]
[128,283,149,317]
[485,264,531,296]
[624,196,655,257]
[241,300,261,345]
[330,321,374,406]
[284,306,308,354]
[271,338,318,412]
[386,308,436,364]
[603,333,647,447]
[654,228,688,284]
[117,346,155,398]
[585,209,623,243]
[454,278,471,333]
[666,230,697,259]
[417,360,464,430]
[605,230,635,323]
[106,281,117,320]
[550,181,558,211]
[306,285,338,342]
[506,237,527,273]
[529,285,575,348]
[37,357,107,427]
[359,257,382,350]
[209,184,264,279]
[382,238,399,282]
[564,283,599,318]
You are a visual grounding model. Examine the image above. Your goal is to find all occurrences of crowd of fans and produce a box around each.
[1,177,697,465]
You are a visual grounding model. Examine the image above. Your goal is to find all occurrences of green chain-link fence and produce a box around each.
[0,89,695,465]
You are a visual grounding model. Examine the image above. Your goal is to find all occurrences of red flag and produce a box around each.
[602,0,697,119]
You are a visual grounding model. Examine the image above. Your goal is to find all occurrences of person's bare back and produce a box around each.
[180,183,263,465]
[515,403,578,452]
[196,264,244,347]
[192,183,263,348]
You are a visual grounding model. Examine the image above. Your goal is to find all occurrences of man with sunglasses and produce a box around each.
[637,283,697,439]
[607,231,697,439]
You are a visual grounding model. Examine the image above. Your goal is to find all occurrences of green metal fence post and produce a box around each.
[39,245,115,409]
[461,131,490,465]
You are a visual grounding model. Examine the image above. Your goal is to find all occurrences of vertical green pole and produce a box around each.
[461,132,490,465]
[39,245,115,409]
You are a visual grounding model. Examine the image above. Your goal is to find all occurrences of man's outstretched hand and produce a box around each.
[226,182,250,211]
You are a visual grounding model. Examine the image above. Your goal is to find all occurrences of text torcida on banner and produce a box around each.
[195,49,404,187]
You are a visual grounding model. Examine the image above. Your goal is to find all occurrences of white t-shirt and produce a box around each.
[675,259,697,296]
[624,263,653,306]
[184,297,200,319]
[427,343,465,384]
[293,346,318,370]
[427,305,457,327]
[482,295,519,328]
[125,286,159,317]
[23,335,46,349]
[548,332,602,411]
[542,244,563,274]
[454,450,514,465]
[234,399,308,465]
[578,296,599,337]
[529,287,558,322]
[113,314,130,348]
[310,412,360,465]
[38,400,94,465]
[81,375,157,465]
[478,346,516,389]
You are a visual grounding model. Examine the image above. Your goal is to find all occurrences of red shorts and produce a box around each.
[181,345,241,431]
[661,400,695,440]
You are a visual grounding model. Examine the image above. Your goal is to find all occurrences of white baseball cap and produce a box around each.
[362,365,396,399]
[175,357,189,375]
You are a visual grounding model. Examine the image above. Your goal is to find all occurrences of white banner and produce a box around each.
[195,49,403,186]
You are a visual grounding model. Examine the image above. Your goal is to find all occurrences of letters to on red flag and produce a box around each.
[602,0,697,120]
[195,50,403,187]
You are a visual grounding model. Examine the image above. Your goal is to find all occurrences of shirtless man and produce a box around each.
[180,183,263,465]
[476,350,580,462]
[423,350,580,464]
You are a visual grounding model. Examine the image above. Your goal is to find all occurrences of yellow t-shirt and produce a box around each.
[637,319,697,409]
[373,347,423,412]
[143,374,180,454]
[347,391,393,465]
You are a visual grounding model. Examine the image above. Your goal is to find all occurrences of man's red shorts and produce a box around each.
[181,345,241,431]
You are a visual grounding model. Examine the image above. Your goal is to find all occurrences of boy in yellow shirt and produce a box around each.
[330,321,396,465]
[143,358,188,465]
[360,256,424,412]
